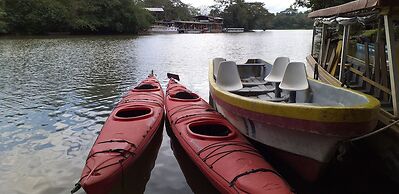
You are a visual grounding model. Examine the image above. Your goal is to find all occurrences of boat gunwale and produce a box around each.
[208,60,380,123]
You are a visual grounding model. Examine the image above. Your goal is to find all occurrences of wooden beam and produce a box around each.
[384,15,399,117]
[319,24,327,64]
[364,43,372,92]
[330,41,342,76]
[339,25,350,81]
[349,67,392,95]
[322,39,331,68]
[311,22,316,57]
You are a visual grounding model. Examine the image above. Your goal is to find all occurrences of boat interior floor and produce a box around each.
[241,76,268,86]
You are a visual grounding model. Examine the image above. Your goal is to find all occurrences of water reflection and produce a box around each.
[109,127,163,194]
[167,127,219,194]
[0,31,312,194]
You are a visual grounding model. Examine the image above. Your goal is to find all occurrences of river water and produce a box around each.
[0,30,312,194]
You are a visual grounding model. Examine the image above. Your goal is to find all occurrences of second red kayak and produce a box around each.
[74,74,164,194]
[165,78,293,194]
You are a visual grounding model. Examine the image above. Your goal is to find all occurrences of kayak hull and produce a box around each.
[165,79,293,194]
[79,76,164,194]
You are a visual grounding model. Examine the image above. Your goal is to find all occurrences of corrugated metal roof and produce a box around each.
[308,0,399,18]
[145,8,164,12]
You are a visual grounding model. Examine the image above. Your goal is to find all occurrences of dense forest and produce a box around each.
[0,0,353,35]
[0,0,198,35]
[209,0,313,30]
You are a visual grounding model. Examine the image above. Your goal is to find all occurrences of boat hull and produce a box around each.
[165,79,293,194]
[209,59,380,182]
[212,95,338,181]
[78,75,164,194]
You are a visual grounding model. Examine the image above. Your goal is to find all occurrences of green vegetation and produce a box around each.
[0,0,6,33]
[271,7,313,29]
[294,0,353,11]
[0,0,318,35]
[210,0,313,30]
[143,0,199,21]
[210,0,273,30]
[1,0,155,35]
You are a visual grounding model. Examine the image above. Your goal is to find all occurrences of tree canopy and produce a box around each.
[210,1,273,30]
[210,0,313,30]
[271,7,313,29]
[1,0,156,35]
[294,0,353,11]
[143,0,198,21]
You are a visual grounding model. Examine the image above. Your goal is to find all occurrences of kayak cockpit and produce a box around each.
[114,106,153,120]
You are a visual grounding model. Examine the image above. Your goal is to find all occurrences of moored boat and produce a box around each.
[165,75,293,194]
[148,25,179,34]
[209,58,380,181]
[72,73,164,194]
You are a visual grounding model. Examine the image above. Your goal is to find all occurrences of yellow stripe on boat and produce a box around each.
[209,60,380,123]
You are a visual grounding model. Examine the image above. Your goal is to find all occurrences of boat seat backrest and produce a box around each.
[213,58,226,79]
[279,62,309,91]
[216,61,243,91]
[264,57,290,83]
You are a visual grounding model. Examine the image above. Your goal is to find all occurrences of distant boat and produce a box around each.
[223,28,245,33]
[148,25,179,34]
[209,57,380,182]
[178,29,202,34]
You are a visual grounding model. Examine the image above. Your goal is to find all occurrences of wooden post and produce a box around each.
[319,24,327,63]
[384,15,399,116]
[311,22,317,57]
[339,25,350,81]
[364,42,372,92]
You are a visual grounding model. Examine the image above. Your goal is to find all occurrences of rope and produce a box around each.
[121,99,163,107]
[229,168,283,187]
[98,139,137,148]
[198,141,263,168]
[172,112,223,125]
[349,119,399,142]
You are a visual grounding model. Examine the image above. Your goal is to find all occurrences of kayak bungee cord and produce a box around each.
[71,146,136,193]
[121,98,163,107]
[198,141,263,167]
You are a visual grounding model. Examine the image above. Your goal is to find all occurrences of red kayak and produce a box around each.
[165,77,293,194]
[73,74,164,194]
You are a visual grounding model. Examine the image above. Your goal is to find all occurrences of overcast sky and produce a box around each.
[180,0,304,13]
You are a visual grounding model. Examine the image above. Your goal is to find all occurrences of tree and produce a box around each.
[245,2,272,30]
[271,8,313,29]
[295,0,353,11]
[4,0,71,34]
[143,0,196,20]
[2,0,154,35]
[0,0,6,33]
[212,0,272,30]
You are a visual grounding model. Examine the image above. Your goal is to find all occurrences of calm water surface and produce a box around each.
[0,30,312,194]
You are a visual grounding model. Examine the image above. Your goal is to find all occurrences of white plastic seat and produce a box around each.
[264,57,290,83]
[280,62,309,91]
[213,58,226,79]
[216,61,243,91]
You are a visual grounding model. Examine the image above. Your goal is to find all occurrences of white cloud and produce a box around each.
[181,0,301,13]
